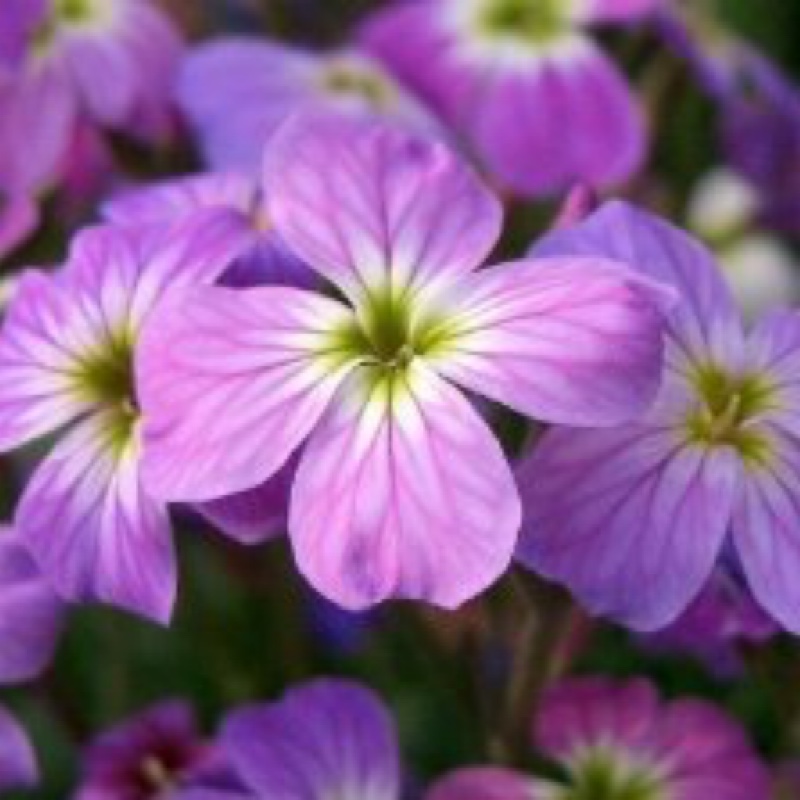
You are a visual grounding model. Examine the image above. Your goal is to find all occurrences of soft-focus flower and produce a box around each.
[362,0,658,196]
[0,705,37,793]
[0,212,250,622]
[517,201,800,632]
[428,677,770,800]
[177,36,440,172]
[76,700,214,800]
[0,0,183,197]
[0,192,39,262]
[0,525,65,684]
[642,568,777,676]
[181,679,401,800]
[138,112,669,610]
[687,169,800,324]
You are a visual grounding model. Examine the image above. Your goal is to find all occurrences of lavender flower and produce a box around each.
[428,677,770,800]
[76,700,214,800]
[361,0,658,196]
[517,201,800,632]
[0,526,65,684]
[0,0,183,197]
[177,37,440,172]
[0,213,250,622]
[137,111,669,610]
[180,679,401,800]
[0,705,38,793]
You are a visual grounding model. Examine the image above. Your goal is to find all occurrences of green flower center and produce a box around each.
[74,331,136,408]
[561,751,665,800]
[685,364,775,465]
[57,0,96,22]
[481,0,573,44]
[32,0,110,54]
[320,59,395,109]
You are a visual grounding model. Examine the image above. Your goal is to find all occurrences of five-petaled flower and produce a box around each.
[137,111,670,610]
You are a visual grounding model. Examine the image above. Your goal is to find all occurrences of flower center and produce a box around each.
[32,0,113,53]
[562,750,666,800]
[685,365,775,464]
[481,0,573,44]
[320,57,396,109]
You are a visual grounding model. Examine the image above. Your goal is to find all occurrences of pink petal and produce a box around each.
[426,767,538,800]
[16,411,176,623]
[435,258,671,426]
[265,110,501,302]
[578,0,664,23]
[0,706,37,792]
[138,286,356,501]
[516,425,740,630]
[290,360,520,609]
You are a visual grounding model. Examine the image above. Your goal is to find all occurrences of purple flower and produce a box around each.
[0,526,65,684]
[0,705,38,793]
[361,0,658,196]
[428,677,770,800]
[0,0,183,195]
[643,568,777,676]
[0,212,251,622]
[137,111,669,610]
[177,37,441,173]
[0,192,38,262]
[517,200,800,632]
[76,700,214,800]
[181,679,401,800]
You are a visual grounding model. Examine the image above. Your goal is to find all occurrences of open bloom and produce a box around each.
[0,705,37,793]
[428,677,770,800]
[76,700,216,800]
[361,0,657,196]
[138,112,669,610]
[518,201,800,632]
[180,679,401,800]
[0,0,182,197]
[177,37,439,172]
[0,526,65,684]
[0,212,250,622]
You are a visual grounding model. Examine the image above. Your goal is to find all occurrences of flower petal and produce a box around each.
[472,46,645,195]
[265,110,501,302]
[291,360,520,609]
[138,286,355,501]
[426,768,538,800]
[434,258,671,426]
[177,38,318,170]
[0,193,38,261]
[578,0,663,23]
[0,529,65,684]
[16,411,176,623]
[531,200,743,368]
[0,706,37,792]
[516,426,740,630]
[222,679,400,800]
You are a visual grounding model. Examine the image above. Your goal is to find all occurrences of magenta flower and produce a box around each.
[0,705,37,793]
[181,679,401,800]
[0,213,250,622]
[428,677,770,800]
[517,200,800,632]
[138,112,669,610]
[76,700,214,800]
[361,0,658,196]
[0,0,182,196]
[177,37,440,173]
[0,526,65,684]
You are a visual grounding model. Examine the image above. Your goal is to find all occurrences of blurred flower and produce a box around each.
[641,567,777,677]
[75,700,215,800]
[176,36,440,173]
[0,0,183,197]
[137,111,669,610]
[0,525,65,684]
[518,201,800,633]
[428,677,770,800]
[0,705,38,793]
[181,679,401,800]
[0,213,250,622]
[0,192,39,262]
[361,0,658,196]
[687,169,800,324]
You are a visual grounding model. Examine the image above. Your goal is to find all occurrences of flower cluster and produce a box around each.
[0,0,798,797]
